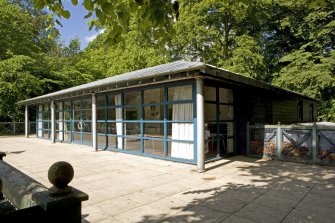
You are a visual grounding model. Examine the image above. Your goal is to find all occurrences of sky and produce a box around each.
[54,1,102,49]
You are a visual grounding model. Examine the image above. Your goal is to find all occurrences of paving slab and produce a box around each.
[0,136,334,223]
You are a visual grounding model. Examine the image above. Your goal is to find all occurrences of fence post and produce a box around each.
[276,122,282,160]
[246,122,250,155]
[312,124,317,163]
[13,122,16,135]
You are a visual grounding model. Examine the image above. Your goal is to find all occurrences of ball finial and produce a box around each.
[48,161,74,196]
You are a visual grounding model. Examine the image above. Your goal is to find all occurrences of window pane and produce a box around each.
[144,123,164,138]
[108,94,122,106]
[219,88,233,103]
[82,110,92,120]
[167,123,194,140]
[82,134,92,144]
[124,122,140,136]
[73,132,81,141]
[167,141,194,160]
[144,139,164,156]
[73,122,81,132]
[43,122,49,129]
[97,122,106,134]
[73,101,81,110]
[64,132,71,142]
[205,104,217,122]
[97,108,106,120]
[167,104,193,121]
[107,122,117,135]
[144,88,164,104]
[219,105,234,120]
[64,111,71,120]
[107,135,118,148]
[82,122,91,133]
[204,86,216,101]
[64,122,71,132]
[107,108,116,120]
[56,102,63,110]
[124,107,140,120]
[124,91,140,105]
[83,99,91,109]
[43,130,49,139]
[56,111,63,121]
[168,85,192,101]
[143,105,164,120]
[64,101,71,110]
[124,138,141,152]
[74,111,80,120]
[97,96,106,107]
[98,135,107,149]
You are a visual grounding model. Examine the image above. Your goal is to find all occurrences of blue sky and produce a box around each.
[54,1,102,49]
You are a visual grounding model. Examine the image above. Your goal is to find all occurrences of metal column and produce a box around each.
[92,94,97,151]
[196,77,205,172]
[25,105,29,138]
[51,100,55,143]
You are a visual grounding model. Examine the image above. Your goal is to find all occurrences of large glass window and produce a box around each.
[36,104,51,139]
[204,85,234,159]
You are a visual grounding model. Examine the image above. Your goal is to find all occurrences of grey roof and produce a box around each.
[18,60,318,105]
[18,61,205,105]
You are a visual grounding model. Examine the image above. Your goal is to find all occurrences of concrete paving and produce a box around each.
[1,136,335,223]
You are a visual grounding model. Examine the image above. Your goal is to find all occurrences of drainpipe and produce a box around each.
[196,77,205,172]
[25,105,29,138]
[51,100,55,143]
[92,94,97,151]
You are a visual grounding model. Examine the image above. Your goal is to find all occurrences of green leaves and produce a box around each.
[83,0,94,10]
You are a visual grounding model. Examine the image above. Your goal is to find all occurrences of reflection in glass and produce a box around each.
[204,86,216,101]
[124,91,140,105]
[107,108,116,120]
[144,140,164,156]
[97,122,106,134]
[124,107,140,120]
[143,105,164,120]
[107,122,117,134]
[144,88,164,104]
[205,104,217,122]
[219,88,233,103]
[168,85,192,101]
[124,122,140,136]
[97,135,106,149]
[144,123,164,138]
[97,108,106,120]
[82,99,91,109]
[219,105,234,120]
[97,96,106,107]
[124,138,141,152]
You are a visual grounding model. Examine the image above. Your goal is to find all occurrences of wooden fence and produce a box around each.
[247,123,335,165]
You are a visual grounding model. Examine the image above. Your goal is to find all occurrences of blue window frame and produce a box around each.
[36,104,51,140]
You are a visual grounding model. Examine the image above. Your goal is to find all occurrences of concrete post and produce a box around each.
[276,122,282,160]
[312,124,317,163]
[92,94,97,151]
[25,105,29,138]
[51,101,55,143]
[196,77,205,172]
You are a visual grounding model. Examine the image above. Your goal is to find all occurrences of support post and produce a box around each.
[246,122,250,155]
[92,94,97,151]
[196,77,205,172]
[312,124,317,163]
[276,122,282,160]
[51,101,55,143]
[25,105,29,138]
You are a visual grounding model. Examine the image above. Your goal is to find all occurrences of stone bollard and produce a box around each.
[0,152,6,160]
[48,161,74,196]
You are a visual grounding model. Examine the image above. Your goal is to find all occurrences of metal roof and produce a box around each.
[18,60,318,105]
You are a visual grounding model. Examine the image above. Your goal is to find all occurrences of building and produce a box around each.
[18,61,318,172]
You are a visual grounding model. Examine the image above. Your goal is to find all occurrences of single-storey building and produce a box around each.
[18,61,318,172]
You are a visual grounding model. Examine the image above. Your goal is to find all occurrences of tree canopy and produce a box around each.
[0,0,334,122]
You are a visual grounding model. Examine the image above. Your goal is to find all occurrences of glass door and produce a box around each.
[72,99,92,145]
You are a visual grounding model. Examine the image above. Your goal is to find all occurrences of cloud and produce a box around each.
[84,29,105,43]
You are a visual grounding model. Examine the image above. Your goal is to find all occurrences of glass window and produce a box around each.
[108,135,118,148]
[97,122,106,134]
[82,110,92,120]
[167,104,193,121]
[107,108,116,120]
[124,138,141,152]
[97,96,106,107]
[82,134,92,144]
[56,111,63,121]
[73,101,81,110]
[64,111,71,120]
[124,91,141,105]
[64,122,71,131]
[82,99,91,109]
[143,105,164,120]
[98,135,107,149]
[107,122,117,135]
[97,108,106,120]
[167,141,194,159]
[124,107,140,120]
[74,111,80,121]
[168,85,192,101]
[205,104,217,122]
[108,94,122,106]
[219,88,233,103]
[204,86,216,101]
[56,102,63,110]
[82,122,92,133]
[167,123,194,140]
[124,122,140,136]
[144,88,164,104]
[219,105,234,120]
[64,101,71,110]
[144,139,164,156]
[144,123,164,138]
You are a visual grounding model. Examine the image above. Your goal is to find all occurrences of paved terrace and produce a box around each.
[0,136,334,223]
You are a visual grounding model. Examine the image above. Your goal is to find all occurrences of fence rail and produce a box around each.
[247,123,335,165]
[0,122,35,136]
